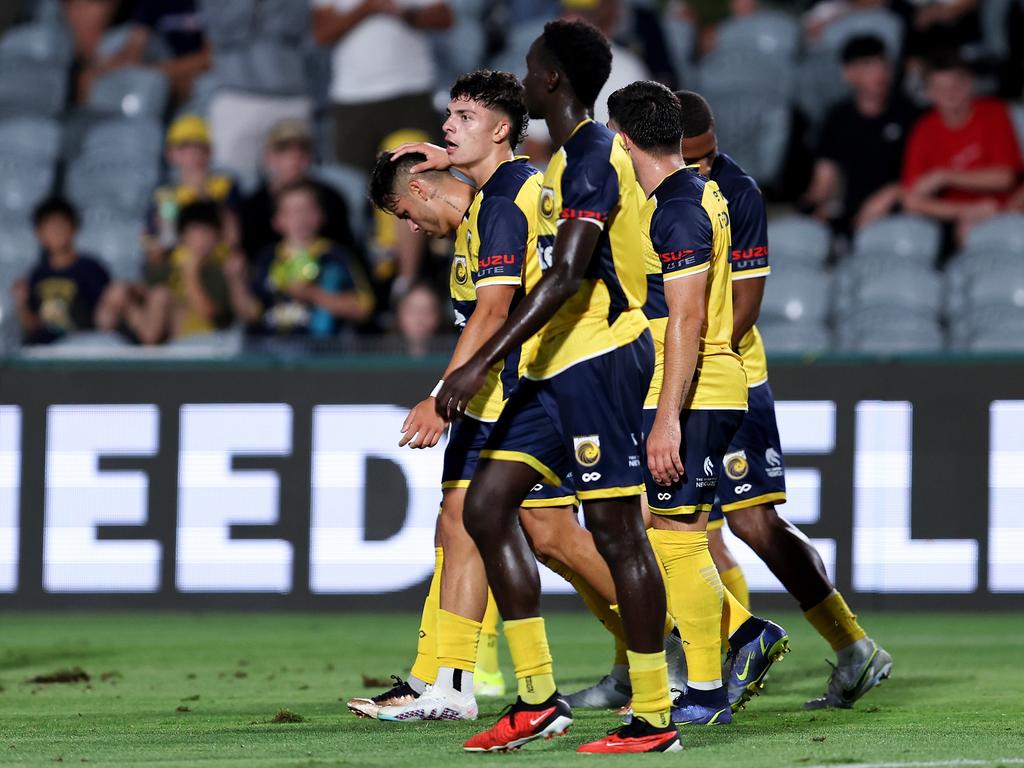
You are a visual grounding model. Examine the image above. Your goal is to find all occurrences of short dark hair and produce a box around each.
[607,81,682,153]
[675,90,715,137]
[450,69,529,150]
[32,196,78,229]
[840,35,887,64]
[925,50,972,77]
[274,180,321,215]
[176,201,222,236]
[369,151,450,212]
[540,20,612,110]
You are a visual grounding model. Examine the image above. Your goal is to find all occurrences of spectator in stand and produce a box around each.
[802,35,919,233]
[146,114,241,259]
[98,202,234,344]
[902,53,1023,244]
[79,0,211,103]
[240,119,359,267]
[392,281,444,357]
[227,181,374,339]
[200,0,313,189]
[14,197,110,345]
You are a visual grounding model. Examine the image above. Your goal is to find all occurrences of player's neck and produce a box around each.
[545,101,591,149]
[460,148,516,188]
[437,180,474,229]
[635,152,686,198]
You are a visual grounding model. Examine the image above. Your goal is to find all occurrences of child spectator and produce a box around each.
[146,114,241,256]
[14,197,110,345]
[394,281,443,357]
[903,53,1023,244]
[99,201,233,344]
[228,181,374,339]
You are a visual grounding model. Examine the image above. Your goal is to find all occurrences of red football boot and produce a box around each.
[463,694,573,752]
[577,716,682,753]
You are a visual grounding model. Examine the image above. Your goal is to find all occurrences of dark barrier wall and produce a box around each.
[1,356,1023,610]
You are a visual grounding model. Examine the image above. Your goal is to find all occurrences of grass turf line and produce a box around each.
[0,612,1022,767]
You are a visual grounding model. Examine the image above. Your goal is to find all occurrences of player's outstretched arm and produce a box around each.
[389,142,452,174]
[434,219,602,419]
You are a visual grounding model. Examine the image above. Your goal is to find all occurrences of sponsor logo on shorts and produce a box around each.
[628,454,640,468]
[724,450,749,480]
[573,435,601,467]
[453,255,469,285]
[581,471,602,483]
[734,483,753,494]
[540,187,555,218]
[703,456,714,475]
[696,455,717,488]
[765,446,784,478]
[656,491,672,501]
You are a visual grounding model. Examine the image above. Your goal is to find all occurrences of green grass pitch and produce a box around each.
[1,611,1023,767]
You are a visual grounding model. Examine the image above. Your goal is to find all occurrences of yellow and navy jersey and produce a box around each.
[643,166,747,411]
[449,157,544,421]
[527,119,649,380]
[711,152,770,387]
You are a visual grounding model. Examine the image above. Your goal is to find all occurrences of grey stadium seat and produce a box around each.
[88,67,170,118]
[661,9,697,85]
[837,307,944,353]
[766,215,831,268]
[66,154,159,217]
[697,49,795,100]
[0,116,61,160]
[0,223,39,274]
[840,264,943,318]
[0,154,53,216]
[312,163,370,243]
[761,270,831,324]
[819,8,904,61]
[82,117,164,163]
[76,219,143,280]
[964,214,1024,256]
[853,214,942,266]
[0,22,73,66]
[963,267,1024,311]
[702,87,791,184]
[715,10,800,59]
[950,304,1024,351]
[945,249,1024,316]
[757,320,832,354]
[0,59,67,117]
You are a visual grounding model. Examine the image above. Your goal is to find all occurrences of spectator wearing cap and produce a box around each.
[240,119,361,272]
[902,53,1023,244]
[200,0,314,189]
[228,181,374,340]
[80,0,211,103]
[99,201,234,344]
[802,35,920,233]
[14,197,111,345]
[145,114,241,259]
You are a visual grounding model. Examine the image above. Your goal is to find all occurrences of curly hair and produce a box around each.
[541,19,612,111]
[450,70,529,150]
[607,81,682,153]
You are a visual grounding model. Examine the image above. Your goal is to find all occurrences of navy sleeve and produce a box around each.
[249,247,276,309]
[559,143,619,225]
[727,183,769,275]
[475,196,527,285]
[651,200,712,279]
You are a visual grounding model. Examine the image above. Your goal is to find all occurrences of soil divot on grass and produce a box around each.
[360,674,392,687]
[181,694,200,701]
[252,708,306,725]
[28,668,90,684]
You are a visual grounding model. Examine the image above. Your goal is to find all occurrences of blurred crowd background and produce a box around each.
[1,0,1023,358]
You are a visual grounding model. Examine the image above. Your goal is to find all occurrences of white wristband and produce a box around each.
[430,379,445,398]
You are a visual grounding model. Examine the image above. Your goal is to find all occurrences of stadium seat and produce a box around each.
[0,154,53,216]
[766,215,831,268]
[979,0,1016,59]
[76,218,143,280]
[96,23,171,63]
[0,116,60,161]
[81,117,164,163]
[819,8,904,61]
[715,10,800,58]
[0,22,73,66]
[839,263,944,318]
[311,163,370,243]
[853,215,942,266]
[0,223,38,275]
[836,307,944,353]
[697,49,795,100]
[66,154,160,218]
[757,319,832,354]
[964,214,1024,256]
[945,249,1023,316]
[701,87,791,184]
[963,267,1024,310]
[0,59,67,117]
[87,67,170,118]
[661,8,697,85]
[950,303,1024,351]
[760,270,831,324]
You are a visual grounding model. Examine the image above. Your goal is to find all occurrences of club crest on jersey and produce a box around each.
[574,435,601,467]
[453,255,469,285]
[724,450,749,480]
[540,187,555,218]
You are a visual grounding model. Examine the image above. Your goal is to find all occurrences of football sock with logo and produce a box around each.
[475,591,501,678]
[435,609,481,695]
[805,590,867,652]
[409,546,443,690]
[503,617,557,705]
[648,529,724,688]
[720,565,750,611]
[626,650,672,728]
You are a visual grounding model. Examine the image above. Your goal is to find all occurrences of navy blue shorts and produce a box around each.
[442,415,577,507]
[480,333,654,502]
[644,407,744,516]
[710,381,787,526]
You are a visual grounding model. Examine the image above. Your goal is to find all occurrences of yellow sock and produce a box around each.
[722,584,753,642]
[504,617,556,704]
[410,546,443,685]
[648,529,724,685]
[805,591,867,651]
[626,650,671,728]
[436,609,482,673]
[720,565,750,611]
[476,591,501,676]
[543,556,628,644]
[613,636,629,667]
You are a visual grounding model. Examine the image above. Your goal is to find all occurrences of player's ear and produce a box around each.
[494,119,510,146]
[408,179,430,202]
[547,69,560,93]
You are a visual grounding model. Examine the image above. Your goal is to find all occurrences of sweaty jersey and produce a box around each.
[450,157,544,421]
[711,152,770,387]
[528,119,649,380]
[642,166,747,411]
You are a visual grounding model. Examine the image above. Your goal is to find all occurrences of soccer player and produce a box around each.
[435,22,680,754]
[676,89,893,710]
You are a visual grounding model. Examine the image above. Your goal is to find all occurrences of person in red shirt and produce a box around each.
[902,52,1023,243]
